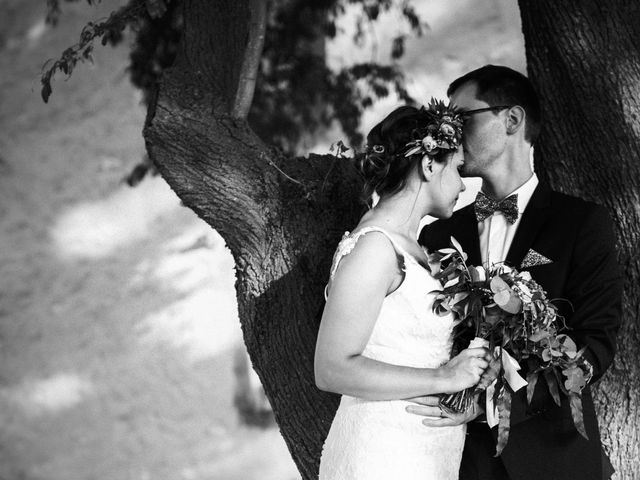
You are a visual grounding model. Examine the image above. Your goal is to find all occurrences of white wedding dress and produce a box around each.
[318,227,465,480]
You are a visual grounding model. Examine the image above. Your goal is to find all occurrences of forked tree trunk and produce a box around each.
[142,0,361,477]
[519,1,640,477]
[143,0,640,478]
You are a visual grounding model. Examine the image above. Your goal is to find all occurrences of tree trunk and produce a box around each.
[518,1,640,477]
[142,0,640,477]
[142,0,362,477]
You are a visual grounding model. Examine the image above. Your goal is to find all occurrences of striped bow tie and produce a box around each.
[474,191,519,224]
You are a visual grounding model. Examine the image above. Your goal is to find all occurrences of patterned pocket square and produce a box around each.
[521,249,553,269]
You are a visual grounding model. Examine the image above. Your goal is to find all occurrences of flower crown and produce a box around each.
[404,99,463,158]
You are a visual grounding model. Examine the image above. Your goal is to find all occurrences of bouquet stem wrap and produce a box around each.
[439,337,528,421]
[439,338,489,414]
[485,346,528,428]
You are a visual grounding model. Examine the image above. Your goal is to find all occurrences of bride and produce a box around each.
[315,104,489,479]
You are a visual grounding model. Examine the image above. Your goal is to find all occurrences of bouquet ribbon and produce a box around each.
[468,337,528,428]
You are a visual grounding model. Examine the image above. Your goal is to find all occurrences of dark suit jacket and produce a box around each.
[419,182,623,480]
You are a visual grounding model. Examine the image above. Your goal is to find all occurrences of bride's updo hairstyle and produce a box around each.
[358,102,463,204]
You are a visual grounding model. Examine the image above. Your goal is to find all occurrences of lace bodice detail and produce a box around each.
[319,227,463,480]
[325,226,454,368]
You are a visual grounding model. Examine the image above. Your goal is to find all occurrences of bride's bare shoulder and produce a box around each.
[330,228,400,282]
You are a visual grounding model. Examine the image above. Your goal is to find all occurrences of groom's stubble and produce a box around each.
[450,82,507,181]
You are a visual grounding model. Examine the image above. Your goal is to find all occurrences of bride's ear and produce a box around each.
[420,156,435,181]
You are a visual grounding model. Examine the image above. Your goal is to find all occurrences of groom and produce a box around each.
[412,65,623,480]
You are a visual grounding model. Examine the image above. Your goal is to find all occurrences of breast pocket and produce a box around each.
[522,262,568,311]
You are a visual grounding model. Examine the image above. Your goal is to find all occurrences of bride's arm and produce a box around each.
[314,233,487,401]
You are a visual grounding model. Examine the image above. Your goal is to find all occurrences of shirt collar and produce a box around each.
[511,173,539,213]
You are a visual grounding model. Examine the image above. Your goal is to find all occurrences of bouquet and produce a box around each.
[429,237,594,455]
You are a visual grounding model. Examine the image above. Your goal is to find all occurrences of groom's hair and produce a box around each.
[448,65,541,144]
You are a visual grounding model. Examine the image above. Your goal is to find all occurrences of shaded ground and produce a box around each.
[0,1,298,479]
[0,1,523,479]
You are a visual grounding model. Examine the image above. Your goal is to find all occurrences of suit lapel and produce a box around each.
[452,204,482,267]
[505,182,552,269]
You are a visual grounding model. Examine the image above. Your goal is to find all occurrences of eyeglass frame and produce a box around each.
[460,105,513,121]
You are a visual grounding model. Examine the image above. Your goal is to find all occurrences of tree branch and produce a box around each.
[232,0,268,119]
[41,0,146,102]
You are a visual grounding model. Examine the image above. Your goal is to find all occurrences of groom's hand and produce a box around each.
[405,395,483,427]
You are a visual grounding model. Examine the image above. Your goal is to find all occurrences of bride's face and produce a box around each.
[427,149,466,219]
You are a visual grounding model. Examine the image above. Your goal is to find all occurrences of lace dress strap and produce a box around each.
[325,227,411,300]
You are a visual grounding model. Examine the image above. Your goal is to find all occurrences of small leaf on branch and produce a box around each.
[45,0,62,25]
[40,1,145,102]
[391,35,405,59]
[329,140,350,158]
[82,46,94,61]
[41,73,53,103]
[401,4,428,35]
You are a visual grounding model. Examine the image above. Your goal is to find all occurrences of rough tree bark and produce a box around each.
[519,1,640,478]
[143,0,362,477]
[142,0,640,478]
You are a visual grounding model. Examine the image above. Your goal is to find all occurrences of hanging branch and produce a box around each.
[232,0,268,119]
[40,0,147,103]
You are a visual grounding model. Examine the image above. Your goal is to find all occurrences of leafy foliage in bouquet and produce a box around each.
[427,237,594,455]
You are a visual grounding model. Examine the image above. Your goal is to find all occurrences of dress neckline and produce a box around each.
[348,226,431,273]
[325,226,436,300]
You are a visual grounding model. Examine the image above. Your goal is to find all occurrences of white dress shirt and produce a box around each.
[478,173,539,267]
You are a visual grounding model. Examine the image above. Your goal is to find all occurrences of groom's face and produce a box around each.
[450,81,507,178]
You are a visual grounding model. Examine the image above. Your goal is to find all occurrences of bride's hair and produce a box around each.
[358,106,451,202]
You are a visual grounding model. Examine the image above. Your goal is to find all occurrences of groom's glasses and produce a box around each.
[460,105,512,122]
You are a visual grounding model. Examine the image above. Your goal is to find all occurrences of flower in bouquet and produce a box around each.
[428,237,594,455]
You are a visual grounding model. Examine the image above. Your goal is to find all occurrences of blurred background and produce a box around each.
[0,1,524,478]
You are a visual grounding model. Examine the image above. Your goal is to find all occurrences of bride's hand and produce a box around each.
[405,395,484,427]
[438,347,490,394]
[475,352,501,391]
